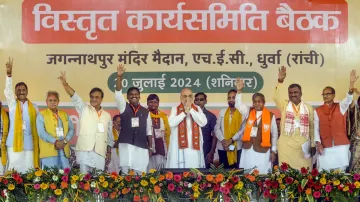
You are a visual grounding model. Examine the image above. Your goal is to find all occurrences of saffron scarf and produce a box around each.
[150,111,171,149]
[112,127,119,155]
[1,108,9,166]
[13,100,39,168]
[243,108,271,147]
[224,108,242,165]
[176,103,200,150]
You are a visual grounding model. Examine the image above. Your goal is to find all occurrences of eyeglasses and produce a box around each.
[195,98,205,101]
[321,93,334,96]
[181,95,193,99]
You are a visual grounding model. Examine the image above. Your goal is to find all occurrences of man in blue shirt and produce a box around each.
[195,92,217,168]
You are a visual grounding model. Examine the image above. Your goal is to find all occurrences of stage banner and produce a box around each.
[0,0,355,144]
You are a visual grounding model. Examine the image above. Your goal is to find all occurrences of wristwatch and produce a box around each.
[63,139,68,144]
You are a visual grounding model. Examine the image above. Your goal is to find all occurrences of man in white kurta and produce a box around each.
[166,88,207,168]
[115,64,153,174]
[315,71,357,171]
[107,115,121,174]
[3,58,39,173]
[235,79,278,174]
[58,71,114,173]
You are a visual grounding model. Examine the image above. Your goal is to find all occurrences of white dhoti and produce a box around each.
[119,143,149,174]
[240,146,272,174]
[7,147,34,173]
[76,149,105,173]
[107,148,120,174]
[147,154,166,172]
[317,144,350,172]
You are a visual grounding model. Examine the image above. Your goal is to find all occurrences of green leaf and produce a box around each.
[306,194,315,202]
[301,179,308,190]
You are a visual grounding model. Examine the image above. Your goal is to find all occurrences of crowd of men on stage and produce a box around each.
[1,58,360,176]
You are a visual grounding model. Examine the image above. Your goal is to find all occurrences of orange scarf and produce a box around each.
[243,108,271,147]
[177,103,200,150]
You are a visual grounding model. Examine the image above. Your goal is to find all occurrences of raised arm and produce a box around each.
[273,66,287,110]
[4,57,16,109]
[235,78,250,116]
[58,71,85,114]
[340,70,357,114]
[114,64,127,114]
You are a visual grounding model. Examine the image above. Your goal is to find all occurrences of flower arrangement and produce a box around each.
[258,162,360,202]
[3,163,360,201]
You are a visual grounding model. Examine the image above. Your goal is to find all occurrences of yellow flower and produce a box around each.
[150,177,157,185]
[280,174,285,179]
[102,181,109,188]
[40,183,48,190]
[343,186,349,192]
[99,176,105,183]
[355,181,360,189]
[141,172,146,177]
[63,198,69,202]
[277,178,283,184]
[141,180,149,187]
[35,170,43,177]
[280,184,286,190]
[149,169,157,174]
[333,180,340,186]
[8,184,15,191]
[54,189,62,196]
[320,178,327,185]
[294,180,299,184]
[193,191,200,198]
[71,175,79,182]
[235,181,244,190]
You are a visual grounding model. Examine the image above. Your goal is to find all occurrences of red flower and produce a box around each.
[271,181,279,189]
[307,180,314,188]
[265,179,271,187]
[301,167,308,175]
[3,179,8,185]
[16,178,23,184]
[350,184,356,190]
[280,163,289,171]
[101,192,109,198]
[269,193,277,200]
[232,176,239,183]
[214,184,220,192]
[257,180,263,187]
[168,184,175,191]
[313,191,321,199]
[142,195,149,202]
[264,189,270,198]
[174,174,182,183]
[298,185,303,193]
[286,177,294,184]
[64,168,70,175]
[314,183,322,190]
[133,195,141,202]
[311,168,319,177]
[226,182,233,189]
[224,195,231,202]
[222,187,230,195]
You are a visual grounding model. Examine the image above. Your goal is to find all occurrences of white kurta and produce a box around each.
[166,105,207,168]
[239,112,278,174]
[115,90,152,173]
[235,94,278,174]
[315,93,353,171]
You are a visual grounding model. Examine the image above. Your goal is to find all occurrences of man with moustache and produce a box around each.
[115,64,153,174]
[166,88,207,168]
[235,79,278,174]
[315,70,357,171]
[58,71,114,173]
[275,66,315,169]
[3,58,40,173]
[36,91,75,169]
[107,115,121,174]
[215,89,247,169]
[194,92,217,168]
[147,94,170,171]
